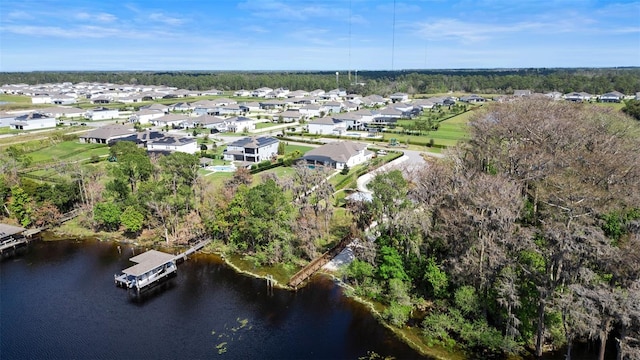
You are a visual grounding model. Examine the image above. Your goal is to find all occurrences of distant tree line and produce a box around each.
[1,68,639,96]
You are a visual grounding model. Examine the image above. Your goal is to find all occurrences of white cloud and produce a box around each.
[7,11,34,20]
[244,25,269,33]
[149,12,184,26]
[237,0,347,21]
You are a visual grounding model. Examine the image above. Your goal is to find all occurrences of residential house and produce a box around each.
[201,88,223,96]
[390,92,409,103]
[307,116,347,135]
[52,94,77,105]
[90,95,113,104]
[324,101,343,114]
[298,104,325,118]
[459,94,486,103]
[129,109,165,124]
[513,90,532,97]
[239,102,261,113]
[10,112,57,130]
[328,88,347,97]
[286,90,309,98]
[259,100,286,111]
[302,141,373,170]
[170,102,194,112]
[140,103,169,113]
[412,98,438,110]
[184,114,230,132]
[273,110,304,123]
[227,116,256,133]
[361,95,387,107]
[309,89,326,97]
[79,124,134,144]
[40,107,85,119]
[31,95,52,104]
[352,109,379,125]
[150,113,190,127]
[0,111,17,127]
[564,92,592,102]
[342,101,359,112]
[599,91,626,103]
[215,104,244,116]
[545,91,563,100]
[251,87,273,97]
[333,113,364,130]
[234,89,251,97]
[84,107,119,121]
[223,136,279,163]
[345,94,363,104]
[146,134,198,154]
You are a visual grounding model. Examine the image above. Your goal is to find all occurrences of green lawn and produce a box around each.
[255,122,280,129]
[283,143,313,155]
[28,141,108,163]
[0,94,32,104]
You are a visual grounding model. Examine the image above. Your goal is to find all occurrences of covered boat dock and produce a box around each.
[114,250,177,292]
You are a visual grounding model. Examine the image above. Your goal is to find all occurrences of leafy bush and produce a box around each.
[383,301,411,327]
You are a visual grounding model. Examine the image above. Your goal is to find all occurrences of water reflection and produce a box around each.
[1,239,427,359]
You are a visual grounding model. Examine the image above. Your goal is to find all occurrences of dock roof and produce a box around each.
[123,250,176,277]
[0,223,26,240]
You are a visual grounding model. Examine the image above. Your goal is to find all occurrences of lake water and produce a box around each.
[1,239,426,359]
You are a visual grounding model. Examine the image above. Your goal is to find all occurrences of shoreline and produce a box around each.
[42,227,458,359]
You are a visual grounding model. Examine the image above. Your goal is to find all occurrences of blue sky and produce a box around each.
[1,0,639,71]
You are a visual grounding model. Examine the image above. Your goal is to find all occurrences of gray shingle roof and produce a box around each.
[302,141,367,164]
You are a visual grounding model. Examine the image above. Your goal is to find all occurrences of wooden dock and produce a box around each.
[115,238,211,293]
[287,235,353,289]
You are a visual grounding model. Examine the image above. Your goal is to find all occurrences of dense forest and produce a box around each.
[1,98,639,359]
[343,99,640,359]
[1,68,639,96]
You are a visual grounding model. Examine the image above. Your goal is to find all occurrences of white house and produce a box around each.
[272,110,304,123]
[85,107,120,121]
[10,112,57,130]
[234,89,251,97]
[564,92,592,102]
[307,116,347,135]
[150,113,190,127]
[31,95,52,104]
[227,116,256,133]
[146,135,198,154]
[223,136,279,163]
[0,111,16,127]
[40,107,85,119]
[51,95,77,105]
[299,104,325,118]
[599,91,626,103]
[390,92,409,103]
[302,141,373,170]
[323,101,343,114]
[129,109,165,124]
[251,87,273,97]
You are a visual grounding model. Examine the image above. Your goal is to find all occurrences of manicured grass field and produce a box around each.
[0,94,32,104]
[283,143,313,155]
[255,122,281,129]
[28,141,108,163]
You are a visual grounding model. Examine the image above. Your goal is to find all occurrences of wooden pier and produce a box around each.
[115,238,211,293]
[287,235,353,289]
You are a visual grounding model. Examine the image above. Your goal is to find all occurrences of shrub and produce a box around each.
[383,302,411,327]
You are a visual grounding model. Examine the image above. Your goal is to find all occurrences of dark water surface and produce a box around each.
[1,240,426,360]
